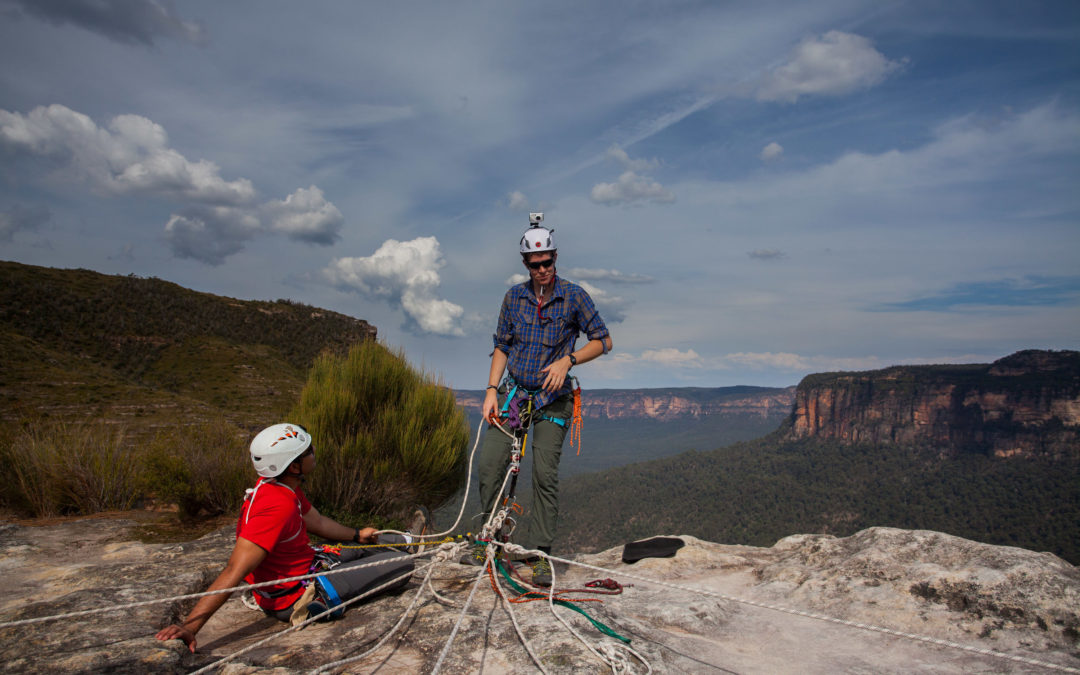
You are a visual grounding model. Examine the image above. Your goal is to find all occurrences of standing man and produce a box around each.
[470,213,613,586]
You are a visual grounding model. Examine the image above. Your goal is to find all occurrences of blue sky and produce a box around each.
[1,1,1077,389]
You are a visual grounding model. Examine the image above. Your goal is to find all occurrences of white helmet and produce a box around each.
[250,423,311,478]
[519,224,556,254]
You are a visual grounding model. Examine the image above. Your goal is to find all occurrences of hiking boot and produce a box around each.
[459,540,496,566]
[405,506,431,553]
[306,599,334,623]
[308,580,344,622]
[530,557,552,587]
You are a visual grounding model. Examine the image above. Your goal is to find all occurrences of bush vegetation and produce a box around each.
[291,340,469,526]
[141,418,253,520]
[0,419,142,516]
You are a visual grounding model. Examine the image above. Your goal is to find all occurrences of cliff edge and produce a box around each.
[788,350,1080,458]
[1,519,1077,673]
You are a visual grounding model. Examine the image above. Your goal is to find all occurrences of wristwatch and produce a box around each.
[568,353,577,367]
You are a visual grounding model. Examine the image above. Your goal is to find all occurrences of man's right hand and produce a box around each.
[155,624,197,653]
[482,388,499,423]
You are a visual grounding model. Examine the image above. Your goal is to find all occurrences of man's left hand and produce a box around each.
[540,356,572,393]
[356,527,378,544]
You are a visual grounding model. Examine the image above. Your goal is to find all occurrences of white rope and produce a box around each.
[376,418,488,543]
[191,557,440,675]
[310,551,449,675]
[0,546,439,630]
[502,543,652,675]
[431,560,491,675]
[521,548,1080,675]
[495,571,551,675]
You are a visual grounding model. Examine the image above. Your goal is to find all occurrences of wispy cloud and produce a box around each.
[507,190,530,211]
[879,276,1080,311]
[4,0,206,46]
[0,204,49,242]
[577,280,627,323]
[748,249,786,261]
[566,268,654,284]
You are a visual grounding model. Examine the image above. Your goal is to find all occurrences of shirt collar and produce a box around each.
[520,275,564,302]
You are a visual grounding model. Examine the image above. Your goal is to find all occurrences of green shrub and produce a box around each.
[0,419,141,516]
[142,418,252,520]
[290,340,468,521]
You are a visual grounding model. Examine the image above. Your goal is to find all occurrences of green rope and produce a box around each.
[496,561,631,644]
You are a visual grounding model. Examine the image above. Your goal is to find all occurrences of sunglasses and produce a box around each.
[302,445,315,458]
[525,258,555,270]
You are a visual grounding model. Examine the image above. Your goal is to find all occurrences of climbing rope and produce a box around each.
[493,544,1080,675]
[0,545,441,630]
[310,546,458,674]
[191,553,451,675]
[431,559,491,675]
[374,418,490,544]
[500,542,652,674]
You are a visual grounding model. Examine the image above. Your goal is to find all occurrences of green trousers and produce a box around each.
[477,393,572,550]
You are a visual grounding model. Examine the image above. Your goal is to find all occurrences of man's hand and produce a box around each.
[482,388,499,422]
[356,527,378,544]
[155,623,197,653]
[540,356,572,393]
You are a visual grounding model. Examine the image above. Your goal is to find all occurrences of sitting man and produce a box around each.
[155,423,427,652]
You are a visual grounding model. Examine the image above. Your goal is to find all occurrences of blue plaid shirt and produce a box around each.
[493,275,610,410]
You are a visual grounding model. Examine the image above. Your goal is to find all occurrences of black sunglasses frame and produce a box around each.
[525,257,556,270]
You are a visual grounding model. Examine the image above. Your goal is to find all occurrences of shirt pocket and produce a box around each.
[540,314,569,349]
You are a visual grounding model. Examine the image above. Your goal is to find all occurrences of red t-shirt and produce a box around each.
[236,478,315,610]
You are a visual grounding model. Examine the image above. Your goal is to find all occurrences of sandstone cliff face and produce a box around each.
[455,386,795,421]
[2,520,1077,673]
[788,350,1080,458]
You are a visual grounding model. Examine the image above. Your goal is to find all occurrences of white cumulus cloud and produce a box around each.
[262,185,343,245]
[0,105,254,203]
[323,237,465,336]
[590,170,675,206]
[755,31,904,103]
[0,104,345,264]
[760,142,784,161]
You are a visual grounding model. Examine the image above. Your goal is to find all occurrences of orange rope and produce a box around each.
[570,383,583,455]
[487,561,504,599]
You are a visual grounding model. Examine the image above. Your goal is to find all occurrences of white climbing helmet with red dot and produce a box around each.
[519,212,556,253]
[250,423,311,477]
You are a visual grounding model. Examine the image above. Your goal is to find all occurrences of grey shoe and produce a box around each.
[405,506,432,554]
[459,540,495,566]
[531,557,552,587]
